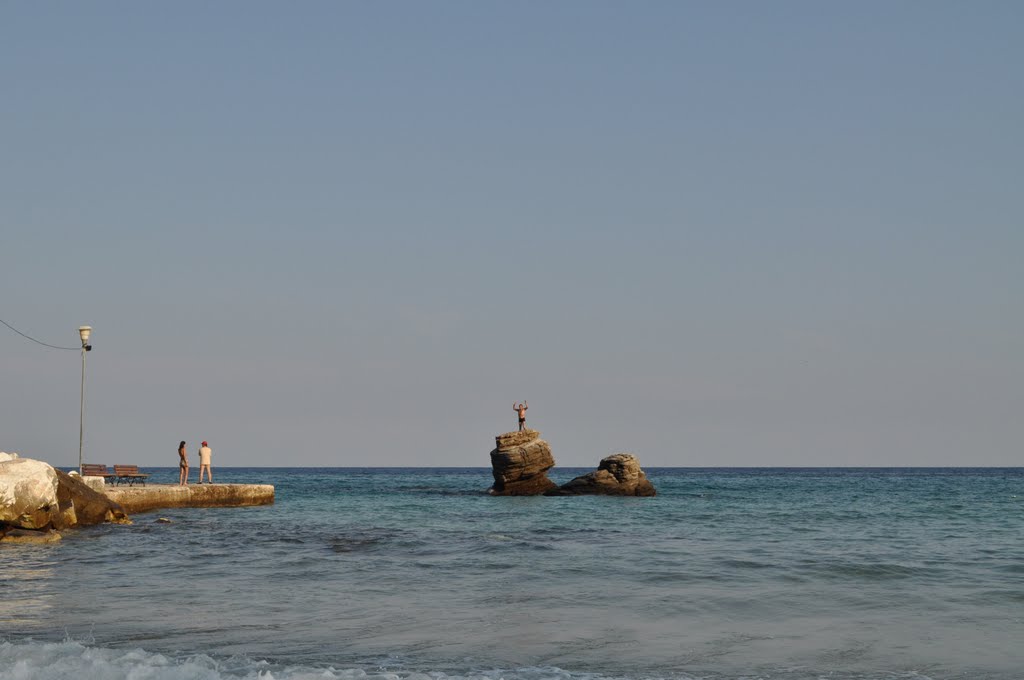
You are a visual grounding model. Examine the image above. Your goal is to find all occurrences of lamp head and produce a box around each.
[78,326,92,348]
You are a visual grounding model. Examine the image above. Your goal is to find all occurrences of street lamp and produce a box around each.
[78,326,92,475]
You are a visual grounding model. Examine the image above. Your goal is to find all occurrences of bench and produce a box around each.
[81,464,117,481]
[112,465,150,486]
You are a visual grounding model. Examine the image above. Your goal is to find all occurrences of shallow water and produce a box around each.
[2,468,1023,679]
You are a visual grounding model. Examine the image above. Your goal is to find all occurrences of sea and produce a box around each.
[1,467,1022,680]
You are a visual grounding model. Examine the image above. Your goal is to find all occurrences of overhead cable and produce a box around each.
[0,318,80,350]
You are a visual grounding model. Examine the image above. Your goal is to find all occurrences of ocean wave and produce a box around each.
[0,639,954,680]
[0,640,670,680]
[0,639,949,680]
[798,560,949,582]
[327,528,425,554]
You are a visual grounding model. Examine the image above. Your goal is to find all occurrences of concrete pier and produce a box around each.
[104,483,274,514]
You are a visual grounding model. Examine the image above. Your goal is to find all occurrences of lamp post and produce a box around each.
[78,326,92,475]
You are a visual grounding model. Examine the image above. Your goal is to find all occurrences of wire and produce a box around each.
[0,318,80,350]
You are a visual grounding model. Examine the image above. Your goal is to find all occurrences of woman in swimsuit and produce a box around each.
[178,440,189,486]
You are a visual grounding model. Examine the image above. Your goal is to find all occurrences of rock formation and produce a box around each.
[489,429,558,495]
[0,455,61,530]
[53,469,129,528]
[551,453,657,496]
[0,455,128,541]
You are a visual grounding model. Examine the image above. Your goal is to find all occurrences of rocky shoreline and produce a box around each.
[0,452,129,543]
[1,452,274,543]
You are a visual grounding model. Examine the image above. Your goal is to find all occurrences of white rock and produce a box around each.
[0,452,20,462]
[0,457,60,529]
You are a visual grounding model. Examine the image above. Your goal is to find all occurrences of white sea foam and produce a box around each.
[0,640,659,680]
[2,640,362,680]
[0,639,948,680]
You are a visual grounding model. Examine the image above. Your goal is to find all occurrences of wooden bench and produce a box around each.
[112,465,150,486]
[81,464,117,481]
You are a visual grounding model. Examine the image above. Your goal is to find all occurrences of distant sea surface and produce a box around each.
[2,467,1023,680]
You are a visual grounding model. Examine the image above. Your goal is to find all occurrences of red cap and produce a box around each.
[201,441,208,447]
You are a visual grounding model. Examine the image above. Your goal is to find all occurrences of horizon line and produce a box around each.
[56,465,1024,470]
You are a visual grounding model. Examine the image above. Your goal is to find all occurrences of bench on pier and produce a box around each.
[112,465,150,486]
[81,464,116,481]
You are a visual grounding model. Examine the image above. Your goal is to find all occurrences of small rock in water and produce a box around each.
[156,517,173,523]
[551,452,657,496]
[1,528,62,543]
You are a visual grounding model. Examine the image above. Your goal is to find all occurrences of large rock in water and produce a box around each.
[489,429,558,495]
[552,453,657,496]
[0,455,128,540]
[0,456,60,529]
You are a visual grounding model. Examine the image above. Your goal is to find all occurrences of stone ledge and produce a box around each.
[104,484,275,514]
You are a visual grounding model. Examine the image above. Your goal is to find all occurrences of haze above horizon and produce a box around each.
[2,2,1021,468]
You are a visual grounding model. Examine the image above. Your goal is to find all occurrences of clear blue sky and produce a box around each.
[2,2,1021,467]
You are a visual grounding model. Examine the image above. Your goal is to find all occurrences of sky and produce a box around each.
[1,2,1021,468]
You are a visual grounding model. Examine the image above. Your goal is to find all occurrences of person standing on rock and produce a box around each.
[514,401,528,431]
[197,441,213,483]
[178,441,189,486]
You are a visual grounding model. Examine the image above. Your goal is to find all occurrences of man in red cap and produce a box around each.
[198,441,213,483]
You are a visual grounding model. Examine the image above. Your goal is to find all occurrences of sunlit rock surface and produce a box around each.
[489,429,558,496]
[54,469,129,528]
[0,456,127,541]
[0,456,61,530]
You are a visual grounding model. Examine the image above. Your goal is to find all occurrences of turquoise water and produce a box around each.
[2,468,1022,679]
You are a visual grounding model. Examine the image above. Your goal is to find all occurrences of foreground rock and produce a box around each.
[551,453,657,496]
[1,455,128,541]
[489,429,558,495]
[0,455,60,530]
